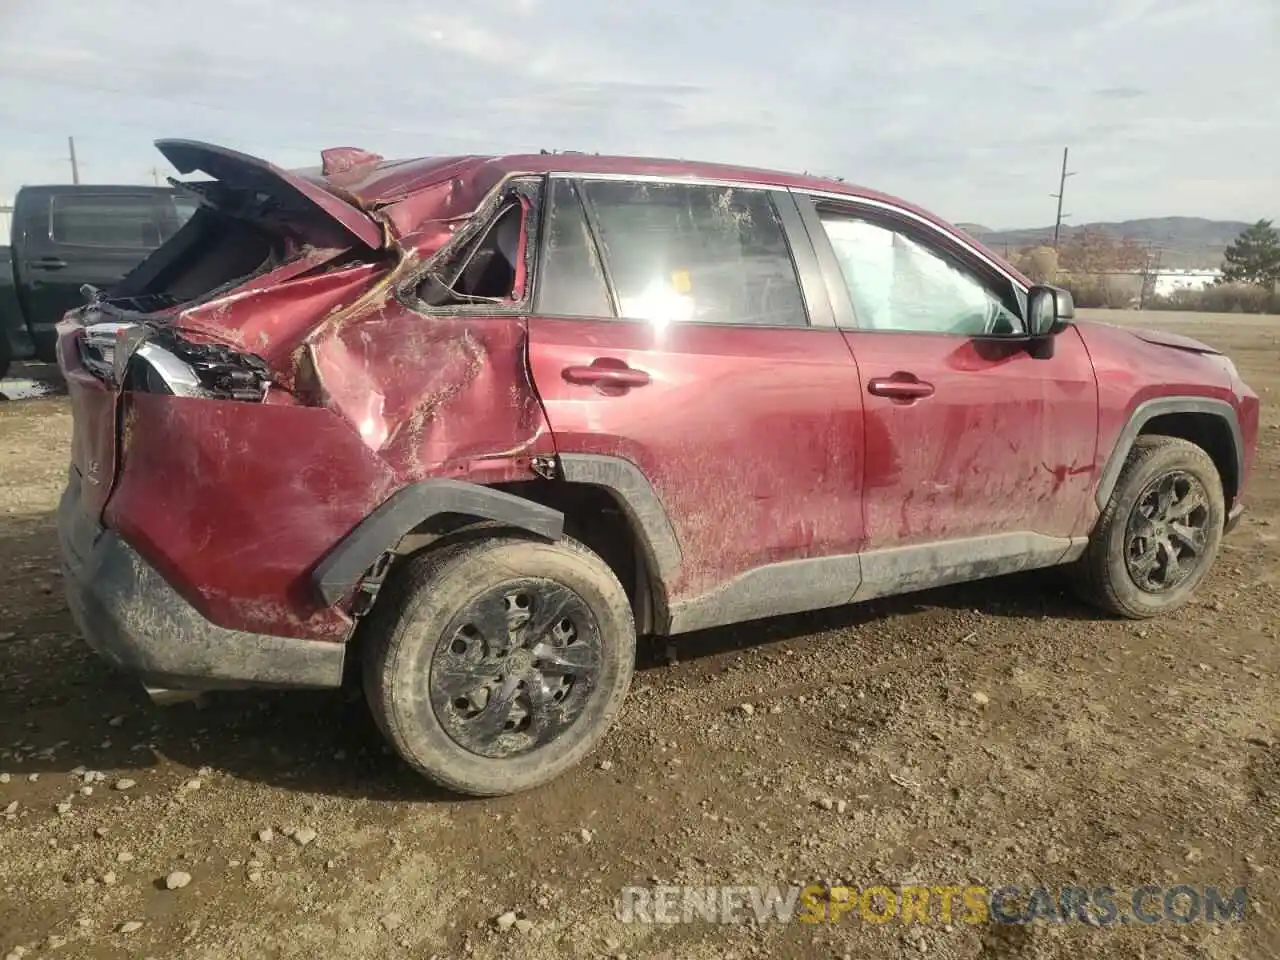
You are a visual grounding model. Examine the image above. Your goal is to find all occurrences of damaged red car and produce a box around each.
[57,140,1259,796]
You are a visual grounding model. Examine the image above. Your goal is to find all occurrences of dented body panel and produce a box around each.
[155,139,385,250]
[54,141,1262,694]
[846,325,1099,549]
[527,317,866,601]
[105,394,397,639]
[305,309,555,477]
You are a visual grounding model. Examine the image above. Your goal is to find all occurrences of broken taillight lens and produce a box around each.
[80,320,269,401]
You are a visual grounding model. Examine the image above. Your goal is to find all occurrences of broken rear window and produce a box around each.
[417,200,527,307]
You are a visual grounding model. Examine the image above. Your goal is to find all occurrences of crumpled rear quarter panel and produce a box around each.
[307,310,553,479]
[105,394,398,640]
[107,305,555,641]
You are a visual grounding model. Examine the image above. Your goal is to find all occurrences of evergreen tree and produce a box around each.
[1220,219,1280,289]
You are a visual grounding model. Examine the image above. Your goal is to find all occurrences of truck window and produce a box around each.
[49,194,162,249]
[159,196,200,242]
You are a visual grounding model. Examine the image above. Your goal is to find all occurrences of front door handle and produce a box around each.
[562,360,652,389]
[32,257,68,270]
[868,372,935,401]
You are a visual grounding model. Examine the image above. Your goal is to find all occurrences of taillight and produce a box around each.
[80,320,270,401]
[80,321,134,381]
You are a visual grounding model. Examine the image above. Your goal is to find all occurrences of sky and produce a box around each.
[0,0,1276,229]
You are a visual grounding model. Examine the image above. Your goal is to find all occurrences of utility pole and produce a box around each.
[149,166,162,186]
[1139,246,1163,308]
[1050,147,1076,249]
[68,136,80,185]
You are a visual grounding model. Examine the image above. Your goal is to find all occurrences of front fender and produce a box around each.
[1094,396,1243,509]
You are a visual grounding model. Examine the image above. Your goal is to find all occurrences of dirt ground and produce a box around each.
[1,309,1278,959]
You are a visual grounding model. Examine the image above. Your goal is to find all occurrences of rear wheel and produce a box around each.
[363,533,635,796]
[1074,435,1224,619]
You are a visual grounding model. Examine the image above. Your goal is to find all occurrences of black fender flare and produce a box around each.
[311,479,564,605]
[557,453,683,586]
[1094,396,1243,509]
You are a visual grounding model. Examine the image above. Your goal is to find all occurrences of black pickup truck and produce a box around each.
[1,185,195,378]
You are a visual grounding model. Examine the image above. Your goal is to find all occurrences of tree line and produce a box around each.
[1011,219,1280,314]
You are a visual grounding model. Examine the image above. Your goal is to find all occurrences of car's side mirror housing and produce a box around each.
[1027,284,1075,337]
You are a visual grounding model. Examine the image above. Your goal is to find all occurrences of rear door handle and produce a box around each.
[867,373,935,401]
[562,361,652,388]
[32,257,68,270]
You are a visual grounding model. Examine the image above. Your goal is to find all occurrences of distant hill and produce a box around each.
[960,217,1251,269]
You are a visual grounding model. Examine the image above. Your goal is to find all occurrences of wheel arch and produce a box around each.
[323,456,683,636]
[311,479,565,607]
[490,455,683,636]
[1096,397,1243,512]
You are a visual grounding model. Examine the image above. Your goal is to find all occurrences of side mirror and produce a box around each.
[1027,284,1074,337]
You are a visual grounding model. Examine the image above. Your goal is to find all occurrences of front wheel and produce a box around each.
[1074,435,1225,619]
[363,533,635,796]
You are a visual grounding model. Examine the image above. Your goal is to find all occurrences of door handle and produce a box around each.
[32,257,68,270]
[562,361,652,388]
[868,373,935,401]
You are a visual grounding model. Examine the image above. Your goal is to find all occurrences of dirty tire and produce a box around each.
[1074,435,1225,619]
[0,331,11,384]
[363,534,635,797]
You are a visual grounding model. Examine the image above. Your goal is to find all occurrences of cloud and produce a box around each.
[1094,87,1146,100]
[0,0,1275,228]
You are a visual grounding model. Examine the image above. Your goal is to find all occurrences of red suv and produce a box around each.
[57,141,1260,796]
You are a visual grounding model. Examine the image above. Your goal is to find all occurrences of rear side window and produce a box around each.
[535,178,615,318]
[578,180,807,327]
[50,194,161,248]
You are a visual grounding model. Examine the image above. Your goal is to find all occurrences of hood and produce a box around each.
[1126,325,1221,356]
[156,139,385,250]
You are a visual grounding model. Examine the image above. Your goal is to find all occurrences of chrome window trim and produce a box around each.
[546,170,774,191]
[796,188,1029,296]
[543,171,1028,297]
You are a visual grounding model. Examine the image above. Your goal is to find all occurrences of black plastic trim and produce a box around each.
[1094,397,1243,509]
[790,190,859,330]
[666,532,1083,635]
[557,454,682,585]
[668,554,861,634]
[1225,502,1245,534]
[771,189,833,329]
[312,479,565,605]
[571,177,624,318]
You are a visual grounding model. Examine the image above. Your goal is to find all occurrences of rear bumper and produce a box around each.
[57,469,346,692]
[1225,502,1245,535]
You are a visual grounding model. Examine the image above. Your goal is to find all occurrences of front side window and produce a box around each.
[50,194,160,248]
[819,212,1023,336]
[579,180,807,327]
